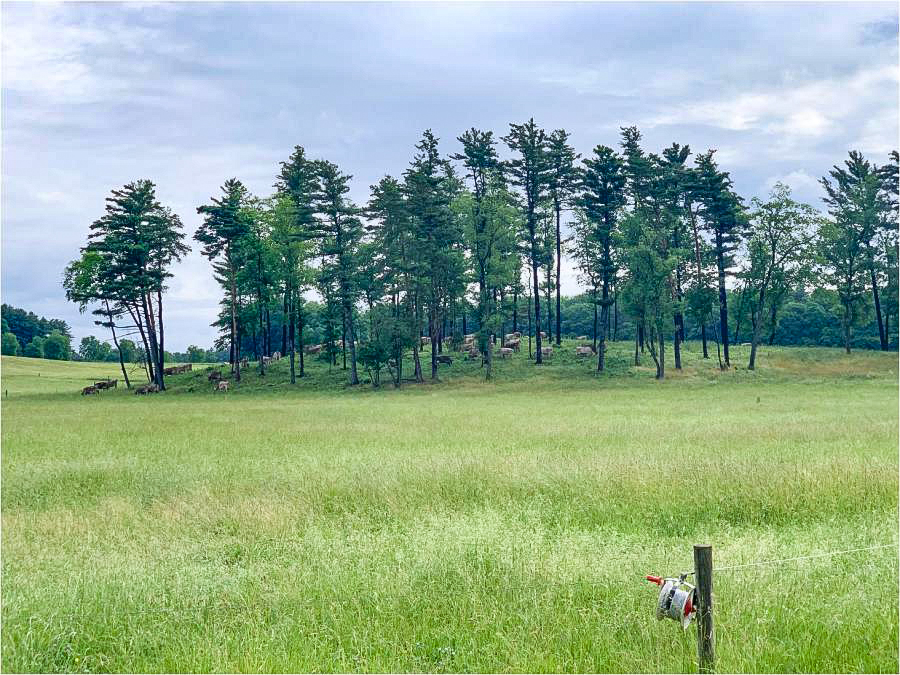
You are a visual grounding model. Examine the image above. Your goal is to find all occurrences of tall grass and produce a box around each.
[1,347,897,672]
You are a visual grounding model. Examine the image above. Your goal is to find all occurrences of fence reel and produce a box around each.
[646,574,696,629]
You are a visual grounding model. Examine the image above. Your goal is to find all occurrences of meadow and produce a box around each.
[1,343,897,673]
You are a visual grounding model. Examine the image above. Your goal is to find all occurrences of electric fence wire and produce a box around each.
[680,542,896,577]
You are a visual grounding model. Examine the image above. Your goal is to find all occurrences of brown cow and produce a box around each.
[216,381,229,392]
[576,346,594,357]
[81,385,98,395]
[208,370,223,382]
[497,347,513,359]
[436,355,452,365]
[503,338,520,352]
[134,383,159,395]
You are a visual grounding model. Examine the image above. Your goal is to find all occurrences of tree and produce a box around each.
[275,146,319,383]
[404,130,465,381]
[452,128,516,379]
[503,118,552,363]
[821,151,895,351]
[83,180,188,389]
[63,251,133,387]
[742,183,818,369]
[42,331,71,360]
[196,178,252,382]
[312,160,364,385]
[579,144,625,371]
[2,332,20,355]
[546,129,580,345]
[79,336,111,362]
[24,336,44,358]
[694,150,745,366]
[818,218,867,353]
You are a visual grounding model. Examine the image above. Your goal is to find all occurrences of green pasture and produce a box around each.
[1,344,897,672]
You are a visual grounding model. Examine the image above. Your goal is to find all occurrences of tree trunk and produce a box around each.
[657,327,665,379]
[230,268,240,383]
[346,302,359,385]
[555,203,562,346]
[532,256,543,364]
[715,236,730,366]
[512,288,518,333]
[289,290,296,384]
[545,263,552,344]
[592,295,598,353]
[105,302,130,389]
[701,324,709,358]
[282,289,288,356]
[298,305,305,377]
[598,276,609,372]
[869,255,887,350]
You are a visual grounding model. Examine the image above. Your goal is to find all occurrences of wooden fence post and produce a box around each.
[694,544,715,673]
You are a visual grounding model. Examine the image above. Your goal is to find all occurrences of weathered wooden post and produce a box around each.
[694,544,715,673]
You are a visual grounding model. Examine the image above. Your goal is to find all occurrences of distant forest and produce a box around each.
[50,122,899,389]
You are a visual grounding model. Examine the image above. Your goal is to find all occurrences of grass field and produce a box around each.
[2,343,898,672]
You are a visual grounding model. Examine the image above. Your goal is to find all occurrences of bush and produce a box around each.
[42,331,71,360]
[23,337,44,358]
[2,332,20,356]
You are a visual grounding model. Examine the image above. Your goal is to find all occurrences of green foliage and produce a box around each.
[1,304,71,349]
[78,336,111,362]
[2,332,20,355]
[23,336,44,358]
[41,331,71,361]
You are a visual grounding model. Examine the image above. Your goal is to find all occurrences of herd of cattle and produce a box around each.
[79,335,600,396]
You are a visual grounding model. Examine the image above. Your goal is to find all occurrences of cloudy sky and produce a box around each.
[2,1,897,350]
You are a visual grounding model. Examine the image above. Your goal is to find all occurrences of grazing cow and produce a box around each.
[503,338,520,352]
[216,381,229,392]
[497,347,513,359]
[436,355,452,365]
[576,346,594,357]
[306,344,323,355]
[82,385,98,395]
[134,383,159,395]
[504,332,522,342]
[208,370,223,382]
[272,351,281,360]
[540,346,553,357]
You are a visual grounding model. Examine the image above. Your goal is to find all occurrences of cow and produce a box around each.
[208,370,223,382]
[503,338,520,352]
[497,347,513,359]
[576,346,594,357]
[240,358,249,369]
[261,356,271,366]
[540,346,553,357]
[306,344,323,355]
[216,381,229,392]
[436,355,452,365]
[504,332,522,342]
[81,385,98,395]
[135,383,159,395]
[539,331,548,339]
[94,379,116,390]
[272,351,281,360]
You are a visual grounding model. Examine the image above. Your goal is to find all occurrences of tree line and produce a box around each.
[62,121,898,388]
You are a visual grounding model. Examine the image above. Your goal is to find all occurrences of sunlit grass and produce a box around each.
[1,347,897,672]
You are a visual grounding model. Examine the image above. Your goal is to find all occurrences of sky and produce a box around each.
[2,1,897,351]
